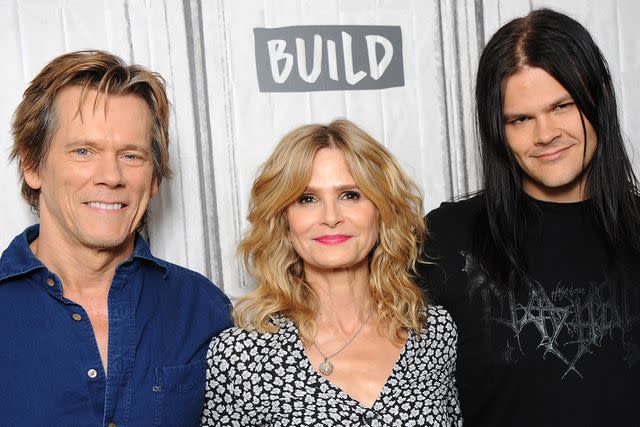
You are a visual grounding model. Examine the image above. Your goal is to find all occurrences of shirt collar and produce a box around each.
[130,232,169,274]
[0,224,168,283]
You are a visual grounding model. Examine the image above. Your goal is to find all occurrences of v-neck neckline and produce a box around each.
[285,319,412,410]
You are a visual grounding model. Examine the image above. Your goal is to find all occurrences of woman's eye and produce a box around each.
[341,191,361,200]
[298,194,316,204]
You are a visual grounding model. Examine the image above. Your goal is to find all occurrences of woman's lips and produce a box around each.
[313,235,352,245]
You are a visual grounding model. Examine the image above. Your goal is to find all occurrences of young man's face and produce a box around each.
[502,66,597,202]
[24,85,158,252]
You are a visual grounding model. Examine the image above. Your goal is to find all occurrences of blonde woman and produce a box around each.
[201,120,462,426]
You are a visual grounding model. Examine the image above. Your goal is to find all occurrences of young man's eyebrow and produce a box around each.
[503,94,575,121]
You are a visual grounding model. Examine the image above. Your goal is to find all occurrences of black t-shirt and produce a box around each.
[419,193,640,426]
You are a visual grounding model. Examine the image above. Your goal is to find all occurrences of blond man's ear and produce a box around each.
[21,154,42,191]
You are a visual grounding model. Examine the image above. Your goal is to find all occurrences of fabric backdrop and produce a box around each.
[0,0,637,298]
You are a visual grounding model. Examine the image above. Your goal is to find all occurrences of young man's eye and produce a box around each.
[511,116,529,125]
[555,102,573,111]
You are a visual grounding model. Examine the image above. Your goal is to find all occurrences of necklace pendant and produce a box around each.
[319,360,334,376]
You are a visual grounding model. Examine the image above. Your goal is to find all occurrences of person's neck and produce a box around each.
[522,180,588,203]
[31,227,134,295]
[306,262,373,335]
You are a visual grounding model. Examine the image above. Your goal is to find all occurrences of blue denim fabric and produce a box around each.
[0,225,232,426]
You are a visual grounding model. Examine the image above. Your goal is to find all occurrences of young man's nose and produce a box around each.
[534,115,562,145]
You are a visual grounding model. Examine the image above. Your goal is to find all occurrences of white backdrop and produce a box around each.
[0,0,638,298]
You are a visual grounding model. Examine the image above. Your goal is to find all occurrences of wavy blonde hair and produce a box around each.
[235,119,427,343]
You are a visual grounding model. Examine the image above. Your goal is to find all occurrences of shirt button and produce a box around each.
[72,313,82,321]
[46,278,55,287]
[87,369,98,378]
[108,423,116,427]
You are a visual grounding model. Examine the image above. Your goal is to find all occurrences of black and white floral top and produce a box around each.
[201,305,462,426]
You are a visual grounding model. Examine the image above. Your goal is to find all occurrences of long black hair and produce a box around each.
[475,8,640,285]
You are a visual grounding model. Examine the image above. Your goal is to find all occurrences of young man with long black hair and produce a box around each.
[420,8,640,426]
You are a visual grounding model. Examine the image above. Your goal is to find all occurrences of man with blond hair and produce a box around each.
[0,50,231,425]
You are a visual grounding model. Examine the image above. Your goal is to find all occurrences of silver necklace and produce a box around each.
[313,310,374,376]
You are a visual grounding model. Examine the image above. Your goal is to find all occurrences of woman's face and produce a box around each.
[286,148,379,276]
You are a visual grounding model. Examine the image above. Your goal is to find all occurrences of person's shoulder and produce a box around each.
[154,259,230,304]
[0,225,42,285]
[144,260,232,331]
[426,192,485,227]
[425,304,456,328]
[207,319,295,368]
[422,304,458,344]
[209,326,254,353]
[422,193,485,261]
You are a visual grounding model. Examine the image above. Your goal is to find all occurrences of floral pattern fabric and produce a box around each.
[201,305,462,426]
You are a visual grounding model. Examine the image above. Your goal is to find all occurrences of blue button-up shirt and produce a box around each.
[0,225,232,426]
